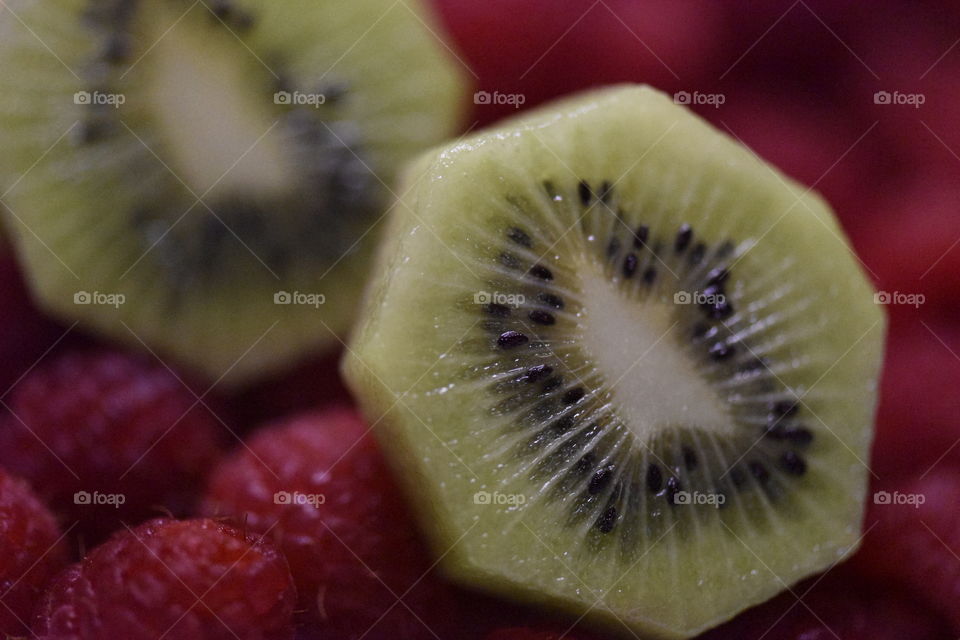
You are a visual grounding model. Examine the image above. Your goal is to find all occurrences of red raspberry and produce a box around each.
[852,469,960,633]
[203,408,463,639]
[32,518,296,639]
[0,349,227,541]
[0,468,68,636]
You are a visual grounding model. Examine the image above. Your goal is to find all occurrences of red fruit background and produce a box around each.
[0,1,958,639]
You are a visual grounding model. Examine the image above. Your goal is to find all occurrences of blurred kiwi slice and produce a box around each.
[344,85,885,638]
[0,0,465,385]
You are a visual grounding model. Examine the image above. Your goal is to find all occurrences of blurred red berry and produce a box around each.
[851,468,960,634]
[203,408,463,639]
[0,254,69,394]
[0,349,227,542]
[0,468,68,637]
[431,0,725,126]
[870,319,960,477]
[32,518,296,640]
[699,565,950,639]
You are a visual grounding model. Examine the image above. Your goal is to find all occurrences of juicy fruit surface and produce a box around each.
[0,469,68,637]
[0,349,226,540]
[0,0,465,386]
[203,408,463,639]
[344,85,885,637]
[32,518,297,639]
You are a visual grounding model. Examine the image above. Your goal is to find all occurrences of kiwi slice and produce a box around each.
[344,85,885,638]
[0,0,465,385]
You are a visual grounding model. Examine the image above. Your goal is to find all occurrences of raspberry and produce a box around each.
[32,518,296,639]
[203,408,462,639]
[0,469,68,636]
[0,349,227,541]
[852,469,960,633]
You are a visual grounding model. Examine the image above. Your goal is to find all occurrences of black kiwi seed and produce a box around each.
[692,323,711,339]
[607,237,621,257]
[622,253,638,278]
[706,267,729,286]
[599,181,613,204]
[497,331,528,349]
[523,364,553,383]
[596,506,618,533]
[674,224,693,253]
[542,180,559,200]
[578,180,592,206]
[784,427,814,445]
[682,446,698,470]
[528,264,553,280]
[562,387,585,405]
[646,464,663,493]
[541,376,563,393]
[779,451,807,476]
[642,266,657,285]
[770,399,799,417]
[485,303,511,317]
[748,461,770,483]
[499,252,521,269]
[664,476,681,503]
[589,465,615,494]
[507,226,532,248]
[716,240,735,259]
[633,225,649,248]
[528,310,555,325]
[101,33,132,63]
[709,341,735,361]
[537,292,564,309]
[729,467,747,488]
[705,298,733,320]
[688,242,706,265]
[551,414,575,434]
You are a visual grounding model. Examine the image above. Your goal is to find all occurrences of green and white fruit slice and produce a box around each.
[344,85,885,638]
[0,0,466,385]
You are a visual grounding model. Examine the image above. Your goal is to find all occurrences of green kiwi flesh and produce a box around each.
[0,0,465,385]
[344,85,885,638]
